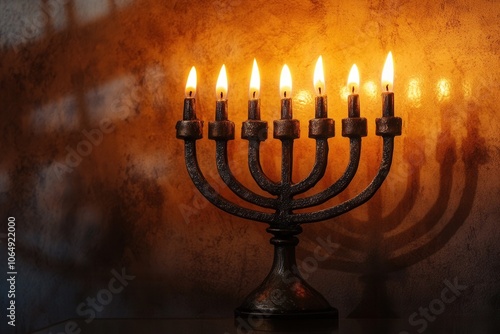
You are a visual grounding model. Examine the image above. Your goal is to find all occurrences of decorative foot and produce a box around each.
[234,226,338,331]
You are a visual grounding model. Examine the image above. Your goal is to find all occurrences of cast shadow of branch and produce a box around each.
[299,103,489,318]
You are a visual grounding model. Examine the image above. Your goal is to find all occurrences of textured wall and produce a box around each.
[0,0,499,332]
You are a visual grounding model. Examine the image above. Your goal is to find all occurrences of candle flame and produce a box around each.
[185,66,197,98]
[313,55,325,96]
[381,51,394,92]
[249,58,260,99]
[280,64,292,98]
[216,64,228,100]
[347,64,360,94]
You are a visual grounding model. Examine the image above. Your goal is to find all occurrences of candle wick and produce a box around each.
[189,91,192,97]
[351,86,354,94]
[386,84,389,92]
[284,91,287,98]
[253,91,256,99]
[220,91,223,99]
[318,87,322,95]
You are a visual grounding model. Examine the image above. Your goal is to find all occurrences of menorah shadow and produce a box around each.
[0,1,177,332]
[0,0,163,269]
[298,102,489,318]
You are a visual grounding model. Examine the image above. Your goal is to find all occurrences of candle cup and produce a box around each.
[315,96,328,119]
[210,99,234,140]
[348,94,360,118]
[177,97,202,140]
[382,92,394,117]
[216,100,228,121]
[281,98,293,119]
[183,97,197,120]
[248,99,261,120]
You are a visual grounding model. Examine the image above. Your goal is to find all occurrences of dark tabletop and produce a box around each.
[30,317,500,334]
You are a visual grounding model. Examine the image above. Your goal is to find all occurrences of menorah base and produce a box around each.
[234,309,338,332]
[234,226,338,331]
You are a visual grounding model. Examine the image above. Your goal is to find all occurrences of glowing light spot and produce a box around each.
[294,89,313,107]
[340,86,350,101]
[436,78,451,101]
[363,81,377,99]
[407,78,422,107]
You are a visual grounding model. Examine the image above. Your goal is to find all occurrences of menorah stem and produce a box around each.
[269,226,300,274]
[277,139,294,221]
[281,139,293,185]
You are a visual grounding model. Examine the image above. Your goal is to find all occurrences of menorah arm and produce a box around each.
[290,139,329,195]
[290,137,394,224]
[291,138,361,209]
[184,140,275,224]
[215,141,277,209]
[248,140,280,195]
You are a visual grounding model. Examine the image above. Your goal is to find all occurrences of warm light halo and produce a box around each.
[280,64,292,98]
[249,59,260,99]
[185,66,197,98]
[313,55,325,96]
[381,51,394,92]
[216,64,228,100]
[347,64,360,94]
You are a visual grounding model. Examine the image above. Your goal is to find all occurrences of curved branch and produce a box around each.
[248,140,280,195]
[184,141,274,223]
[215,141,277,209]
[291,137,394,224]
[292,138,361,209]
[290,139,329,196]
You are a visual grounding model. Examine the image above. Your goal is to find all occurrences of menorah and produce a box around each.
[176,54,402,322]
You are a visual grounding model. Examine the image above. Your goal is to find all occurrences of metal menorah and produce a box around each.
[176,60,402,323]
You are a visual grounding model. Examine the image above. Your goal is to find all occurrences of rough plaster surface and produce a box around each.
[0,0,499,332]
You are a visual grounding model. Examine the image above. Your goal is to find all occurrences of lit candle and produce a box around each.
[347,64,360,118]
[381,52,394,117]
[280,64,292,119]
[215,64,228,121]
[313,55,327,118]
[183,66,197,120]
[248,59,261,120]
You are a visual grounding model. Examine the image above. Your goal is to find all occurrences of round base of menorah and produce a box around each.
[234,308,338,332]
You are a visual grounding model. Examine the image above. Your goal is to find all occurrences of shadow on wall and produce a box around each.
[299,101,489,318]
[0,0,176,332]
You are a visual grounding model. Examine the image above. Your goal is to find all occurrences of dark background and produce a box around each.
[0,0,499,333]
